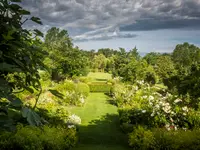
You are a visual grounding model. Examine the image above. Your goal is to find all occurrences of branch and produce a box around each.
[33,86,42,110]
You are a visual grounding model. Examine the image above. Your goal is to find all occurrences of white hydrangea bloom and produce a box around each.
[149,95,154,101]
[174,98,182,103]
[67,114,81,125]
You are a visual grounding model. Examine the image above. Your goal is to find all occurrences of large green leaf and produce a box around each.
[11,98,23,107]
[19,9,30,15]
[30,17,43,25]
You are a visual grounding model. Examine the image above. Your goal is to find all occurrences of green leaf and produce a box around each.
[2,34,14,41]
[11,98,23,107]
[22,107,29,118]
[19,9,30,15]
[34,29,43,37]
[30,17,43,25]
[25,87,34,94]
[0,63,20,72]
[10,4,22,11]
[27,110,42,126]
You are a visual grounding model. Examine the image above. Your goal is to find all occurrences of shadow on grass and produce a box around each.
[106,99,118,106]
[77,114,129,148]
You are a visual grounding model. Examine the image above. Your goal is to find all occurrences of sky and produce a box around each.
[21,0,200,54]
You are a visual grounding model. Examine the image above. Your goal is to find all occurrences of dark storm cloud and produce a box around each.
[21,0,200,41]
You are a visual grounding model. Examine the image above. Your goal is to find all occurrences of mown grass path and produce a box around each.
[68,93,131,150]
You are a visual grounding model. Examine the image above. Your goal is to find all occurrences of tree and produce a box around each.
[143,52,161,66]
[44,27,88,79]
[172,42,200,75]
[92,54,107,72]
[155,55,176,80]
[0,0,45,130]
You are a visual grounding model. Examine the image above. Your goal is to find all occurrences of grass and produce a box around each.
[68,93,130,150]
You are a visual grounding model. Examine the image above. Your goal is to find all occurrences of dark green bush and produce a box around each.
[128,127,200,150]
[0,125,78,150]
[88,82,112,93]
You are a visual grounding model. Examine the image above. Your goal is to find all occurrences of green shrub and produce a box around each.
[88,82,112,93]
[39,70,51,81]
[128,127,200,150]
[78,77,92,83]
[129,126,154,150]
[0,125,78,150]
[76,82,90,97]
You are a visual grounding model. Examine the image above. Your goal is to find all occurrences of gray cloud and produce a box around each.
[21,0,200,41]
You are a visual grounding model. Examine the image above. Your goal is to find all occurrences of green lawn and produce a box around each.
[87,72,112,81]
[68,93,130,150]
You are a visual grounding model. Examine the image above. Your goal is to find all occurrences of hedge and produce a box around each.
[88,82,112,93]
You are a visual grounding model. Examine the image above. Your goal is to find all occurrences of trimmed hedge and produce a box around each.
[88,82,112,93]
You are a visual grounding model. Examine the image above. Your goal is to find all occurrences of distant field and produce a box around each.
[87,72,112,81]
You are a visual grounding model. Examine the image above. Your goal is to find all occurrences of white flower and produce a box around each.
[67,114,81,125]
[174,98,182,103]
[182,106,189,112]
[149,96,154,101]
[142,110,146,113]
[67,125,75,128]
[165,124,171,131]
[142,95,148,99]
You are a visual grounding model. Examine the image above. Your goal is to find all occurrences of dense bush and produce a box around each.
[113,81,200,130]
[129,126,200,150]
[0,125,78,150]
[76,82,90,97]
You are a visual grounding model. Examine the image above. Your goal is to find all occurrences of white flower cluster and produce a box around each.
[67,114,81,125]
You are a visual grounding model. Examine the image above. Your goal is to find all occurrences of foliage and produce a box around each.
[0,0,46,130]
[0,125,78,150]
[154,55,177,80]
[113,81,200,130]
[44,27,89,80]
[129,126,154,149]
[129,127,200,150]
[92,54,107,72]
[88,82,112,93]
[76,82,90,97]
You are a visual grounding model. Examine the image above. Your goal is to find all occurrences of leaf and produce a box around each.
[34,29,43,37]
[0,63,20,72]
[49,89,64,99]
[22,107,29,118]
[10,4,22,11]
[25,87,34,93]
[30,17,43,25]
[11,98,23,107]
[2,34,14,41]
[19,9,30,15]
[27,110,42,126]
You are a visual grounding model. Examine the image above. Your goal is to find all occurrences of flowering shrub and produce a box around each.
[113,81,200,130]
[67,114,81,125]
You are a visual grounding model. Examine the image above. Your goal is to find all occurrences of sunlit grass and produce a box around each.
[68,93,130,150]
